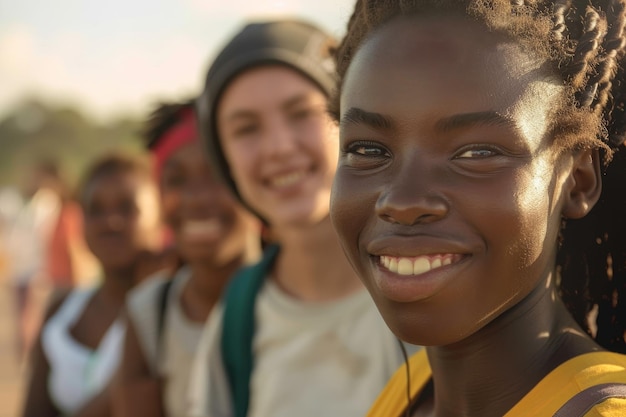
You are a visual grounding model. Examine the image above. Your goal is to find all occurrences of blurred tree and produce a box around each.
[0,99,143,192]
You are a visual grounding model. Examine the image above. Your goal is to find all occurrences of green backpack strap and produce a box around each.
[221,244,280,417]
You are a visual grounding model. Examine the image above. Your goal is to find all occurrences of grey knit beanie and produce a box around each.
[196,19,337,204]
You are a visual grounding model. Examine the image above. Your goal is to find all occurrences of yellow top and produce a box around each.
[367,350,626,417]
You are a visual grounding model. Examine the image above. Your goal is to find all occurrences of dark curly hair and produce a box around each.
[331,0,626,353]
[143,100,195,150]
[78,152,153,206]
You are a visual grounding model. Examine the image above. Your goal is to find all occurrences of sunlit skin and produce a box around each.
[217,65,339,230]
[331,15,602,417]
[160,141,259,267]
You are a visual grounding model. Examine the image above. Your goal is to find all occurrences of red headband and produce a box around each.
[152,108,197,179]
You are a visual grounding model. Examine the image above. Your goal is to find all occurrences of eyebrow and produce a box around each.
[225,93,315,123]
[435,111,518,132]
[341,108,518,134]
[340,107,393,130]
[281,94,311,111]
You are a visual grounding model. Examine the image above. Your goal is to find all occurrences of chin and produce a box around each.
[180,247,217,263]
[101,258,136,273]
[276,208,329,228]
[375,299,477,348]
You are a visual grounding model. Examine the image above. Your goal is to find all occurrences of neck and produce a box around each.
[180,255,250,322]
[425,274,600,417]
[98,267,135,306]
[271,216,364,302]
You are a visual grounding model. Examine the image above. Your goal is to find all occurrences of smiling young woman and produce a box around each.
[329,1,626,416]
[113,101,261,417]
[187,19,414,417]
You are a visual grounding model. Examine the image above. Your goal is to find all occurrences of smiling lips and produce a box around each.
[379,254,465,276]
[269,170,308,188]
[182,219,222,239]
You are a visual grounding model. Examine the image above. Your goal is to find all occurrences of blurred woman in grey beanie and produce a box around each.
[188,19,416,417]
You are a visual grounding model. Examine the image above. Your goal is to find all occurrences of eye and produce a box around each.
[342,140,391,169]
[451,144,516,175]
[288,104,326,125]
[86,203,103,218]
[162,172,185,189]
[118,199,136,217]
[454,145,501,159]
[346,141,389,156]
[232,123,259,137]
[353,145,386,156]
[289,107,313,120]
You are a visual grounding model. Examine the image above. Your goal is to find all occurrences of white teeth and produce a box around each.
[413,258,430,275]
[270,171,306,187]
[379,254,460,276]
[389,258,398,272]
[398,259,413,275]
[183,219,220,237]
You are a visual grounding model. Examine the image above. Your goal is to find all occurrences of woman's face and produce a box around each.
[83,171,161,271]
[160,141,257,265]
[217,65,339,228]
[331,16,580,346]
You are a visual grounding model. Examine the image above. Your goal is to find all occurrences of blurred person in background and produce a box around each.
[113,101,261,417]
[188,19,415,417]
[22,152,163,417]
[8,161,99,359]
[0,186,24,354]
[7,161,66,359]
[0,186,24,283]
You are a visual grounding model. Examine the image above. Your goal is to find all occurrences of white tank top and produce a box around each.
[42,287,125,415]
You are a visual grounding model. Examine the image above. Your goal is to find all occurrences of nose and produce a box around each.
[102,211,126,231]
[182,178,209,202]
[261,116,297,158]
[181,177,221,214]
[375,158,448,226]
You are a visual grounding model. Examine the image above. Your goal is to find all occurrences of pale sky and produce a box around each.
[0,0,355,122]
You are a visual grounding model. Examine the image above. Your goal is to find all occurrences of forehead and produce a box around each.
[218,65,325,114]
[164,141,206,169]
[83,171,148,203]
[341,15,562,140]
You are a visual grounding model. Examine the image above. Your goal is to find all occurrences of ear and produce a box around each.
[561,148,602,219]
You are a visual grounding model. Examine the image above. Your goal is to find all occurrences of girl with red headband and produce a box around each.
[114,101,261,417]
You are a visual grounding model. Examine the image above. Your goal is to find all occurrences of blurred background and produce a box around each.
[0,0,354,187]
[0,1,352,415]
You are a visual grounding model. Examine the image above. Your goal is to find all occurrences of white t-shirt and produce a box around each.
[189,279,418,417]
[127,267,205,417]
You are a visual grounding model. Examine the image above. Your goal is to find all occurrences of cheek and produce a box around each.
[330,171,376,261]
[222,142,257,192]
[136,192,160,231]
[475,167,561,286]
[214,190,240,220]
[83,223,98,251]
[160,190,180,226]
